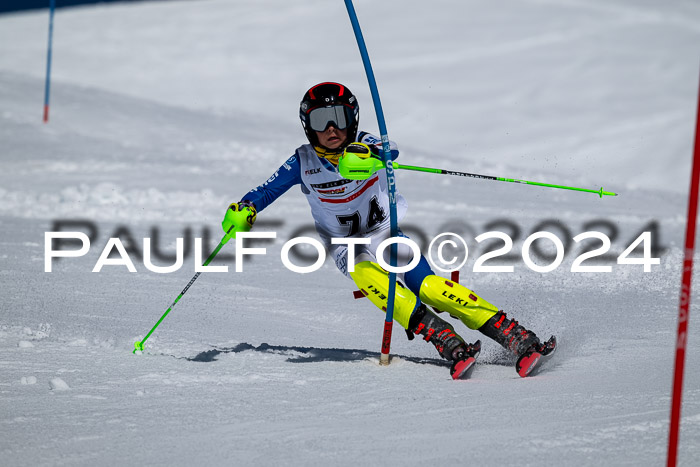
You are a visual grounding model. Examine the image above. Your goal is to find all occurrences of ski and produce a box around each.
[516,336,557,377]
[450,339,481,380]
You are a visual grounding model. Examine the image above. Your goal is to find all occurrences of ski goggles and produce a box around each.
[308,105,351,132]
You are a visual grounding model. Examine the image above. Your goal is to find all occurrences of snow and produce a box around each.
[20,376,37,385]
[49,377,71,391]
[0,0,699,465]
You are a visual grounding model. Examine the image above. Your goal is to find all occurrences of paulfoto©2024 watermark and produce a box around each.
[44,229,661,275]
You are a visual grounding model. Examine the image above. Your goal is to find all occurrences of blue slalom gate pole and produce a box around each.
[43,0,56,123]
[344,0,399,365]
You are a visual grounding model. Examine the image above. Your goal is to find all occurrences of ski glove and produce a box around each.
[222,201,257,242]
[339,142,385,180]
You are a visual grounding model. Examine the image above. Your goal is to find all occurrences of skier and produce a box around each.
[223,82,555,379]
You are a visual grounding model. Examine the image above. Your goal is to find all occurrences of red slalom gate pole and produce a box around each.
[667,72,700,467]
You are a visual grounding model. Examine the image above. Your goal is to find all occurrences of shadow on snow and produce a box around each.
[184,342,453,368]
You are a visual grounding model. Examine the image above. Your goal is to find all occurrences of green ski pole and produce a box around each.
[133,204,255,354]
[133,233,229,354]
[394,163,617,198]
[394,162,617,198]
[338,145,618,198]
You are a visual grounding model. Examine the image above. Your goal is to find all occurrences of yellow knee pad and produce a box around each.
[349,261,417,330]
[418,275,499,329]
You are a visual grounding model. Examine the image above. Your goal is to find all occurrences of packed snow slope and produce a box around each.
[1,1,700,466]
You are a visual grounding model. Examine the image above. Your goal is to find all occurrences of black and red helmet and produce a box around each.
[299,82,359,149]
